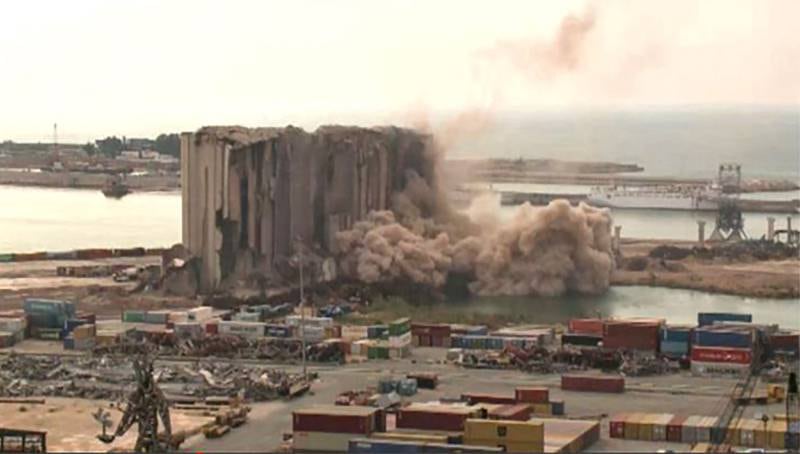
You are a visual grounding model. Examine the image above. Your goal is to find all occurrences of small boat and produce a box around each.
[102,177,131,198]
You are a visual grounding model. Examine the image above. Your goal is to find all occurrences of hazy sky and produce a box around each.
[1,0,798,142]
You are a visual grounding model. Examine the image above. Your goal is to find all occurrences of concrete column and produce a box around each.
[788,216,793,232]
[614,225,622,250]
[767,217,775,241]
[697,220,706,245]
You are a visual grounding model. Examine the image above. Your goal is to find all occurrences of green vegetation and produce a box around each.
[96,136,123,158]
[154,133,180,158]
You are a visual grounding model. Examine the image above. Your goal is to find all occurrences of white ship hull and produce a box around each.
[587,190,719,211]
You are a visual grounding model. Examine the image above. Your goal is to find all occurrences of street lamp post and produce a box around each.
[296,237,307,380]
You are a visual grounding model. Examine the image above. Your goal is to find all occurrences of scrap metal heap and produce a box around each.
[0,353,311,402]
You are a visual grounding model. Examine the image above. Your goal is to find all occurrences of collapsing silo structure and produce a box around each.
[180,125,433,292]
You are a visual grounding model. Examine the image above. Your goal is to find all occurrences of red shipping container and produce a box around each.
[293,407,378,434]
[691,346,752,364]
[431,335,450,348]
[461,392,517,405]
[667,415,688,442]
[561,374,625,393]
[515,387,549,404]
[396,407,470,431]
[411,323,451,338]
[609,414,626,438]
[418,335,432,347]
[488,404,532,421]
[770,333,800,350]
[603,320,660,351]
[205,322,219,335]
[569,318,604,336]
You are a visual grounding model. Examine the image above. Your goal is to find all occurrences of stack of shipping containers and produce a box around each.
[463,419,544,453]
[292,405,383,452]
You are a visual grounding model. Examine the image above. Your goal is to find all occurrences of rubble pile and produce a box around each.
[647,240,798,263]
[0,354,308,402]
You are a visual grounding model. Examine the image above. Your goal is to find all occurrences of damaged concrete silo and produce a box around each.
[180,125,434,292]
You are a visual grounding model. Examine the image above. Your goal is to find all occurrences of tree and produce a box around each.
[154,133,180,159]
[96,136,123,158]
[82,142,97,157]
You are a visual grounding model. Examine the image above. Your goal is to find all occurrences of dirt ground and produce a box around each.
[614,239,800,299]
[0,257,200,317]
[0,397,213,451]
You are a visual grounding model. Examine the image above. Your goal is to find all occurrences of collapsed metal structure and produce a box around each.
[180,126,432,292]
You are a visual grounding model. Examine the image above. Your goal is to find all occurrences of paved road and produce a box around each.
[182,348,789,452]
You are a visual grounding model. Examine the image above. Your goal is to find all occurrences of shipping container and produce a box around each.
[461,392,516,405]
[218,321,266,339]
[389,318,411,336]
[0,317,26,333]
[698,312,752,327]
[411,323,452,338]
[0,331,17,348]
[72,323,96,339]
[690,360,750,376]
[531,403,550,415]
[187,306,213,322]
[342,325,370,341]
[662,325,693,342]
[609,414,626,439]
[691,346,752,364]
[636,413,656,441]
[651,414,674,441]
[367,325,389,339]
[561,332,602,348]
[487,404,532,422]
[768,419,787,449]
[660,340,690,358]
[769,331,800,355]
[143,311,169,325]
[561,374,624,393]
[602,319,661,351]
[666,415,687,443]
[678,415,700,445]
[389,331,412,347]
[348,438,502,454]
[464,418,544,443]
[293,405,380,435]
[293,430,358,452]
[693,327,754,348]
[568,318,604,336]
[122,310,145,323]
[549,400,565,416]
[514,387,549,404]
[397,404,477,432]
[624,413,644,440]
[407,373,438,389]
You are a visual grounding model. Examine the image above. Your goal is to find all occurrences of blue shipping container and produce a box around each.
[660,340,690,357]
[698,312,752,327]
[694,329,752,348]
[63,336,75,350]
[662,327,692,342]
[64,319,89,333]
[551,400,565,415]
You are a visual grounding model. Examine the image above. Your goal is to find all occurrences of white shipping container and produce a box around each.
[174,322,204,338]
[342,325,369,341]
[388,331,412,347]
[389,345,410,359]
[0,317,26,333]
[293,431,356,452]
[218,321,265,339]
[188,306,214,321]
[168,311,189,323]
[351,340,372,357]
[691,361,749,377]
[286,315,334,328]
[297,325,326,342]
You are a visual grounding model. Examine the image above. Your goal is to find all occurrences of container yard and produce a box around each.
[2,297,799,452]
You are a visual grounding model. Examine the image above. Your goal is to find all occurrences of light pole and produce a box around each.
[295,237,307,380]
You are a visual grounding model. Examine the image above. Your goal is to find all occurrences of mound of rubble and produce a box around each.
[0,354,310,402]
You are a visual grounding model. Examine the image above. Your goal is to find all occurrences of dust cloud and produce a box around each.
[336,180,614,297]
[335,4,615,298]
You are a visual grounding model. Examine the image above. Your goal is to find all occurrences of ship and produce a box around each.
[102,177,131,198]
[587,185,720,211]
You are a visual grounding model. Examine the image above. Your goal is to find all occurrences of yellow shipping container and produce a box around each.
[464,419,544,443]
[370,431,449,444]
[637,413,656,441]
[469,439,544,453]
[532,403,551,415]
[753,421,768,448]
[768,419,787,449]
[624,413,643,440]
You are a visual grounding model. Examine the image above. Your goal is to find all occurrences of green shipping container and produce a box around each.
[123,311,145,323]
[368,345,390,359]
[389,318,411,336]
[0,254,13,262]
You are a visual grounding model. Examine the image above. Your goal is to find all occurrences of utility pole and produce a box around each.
[296,236,307,380]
